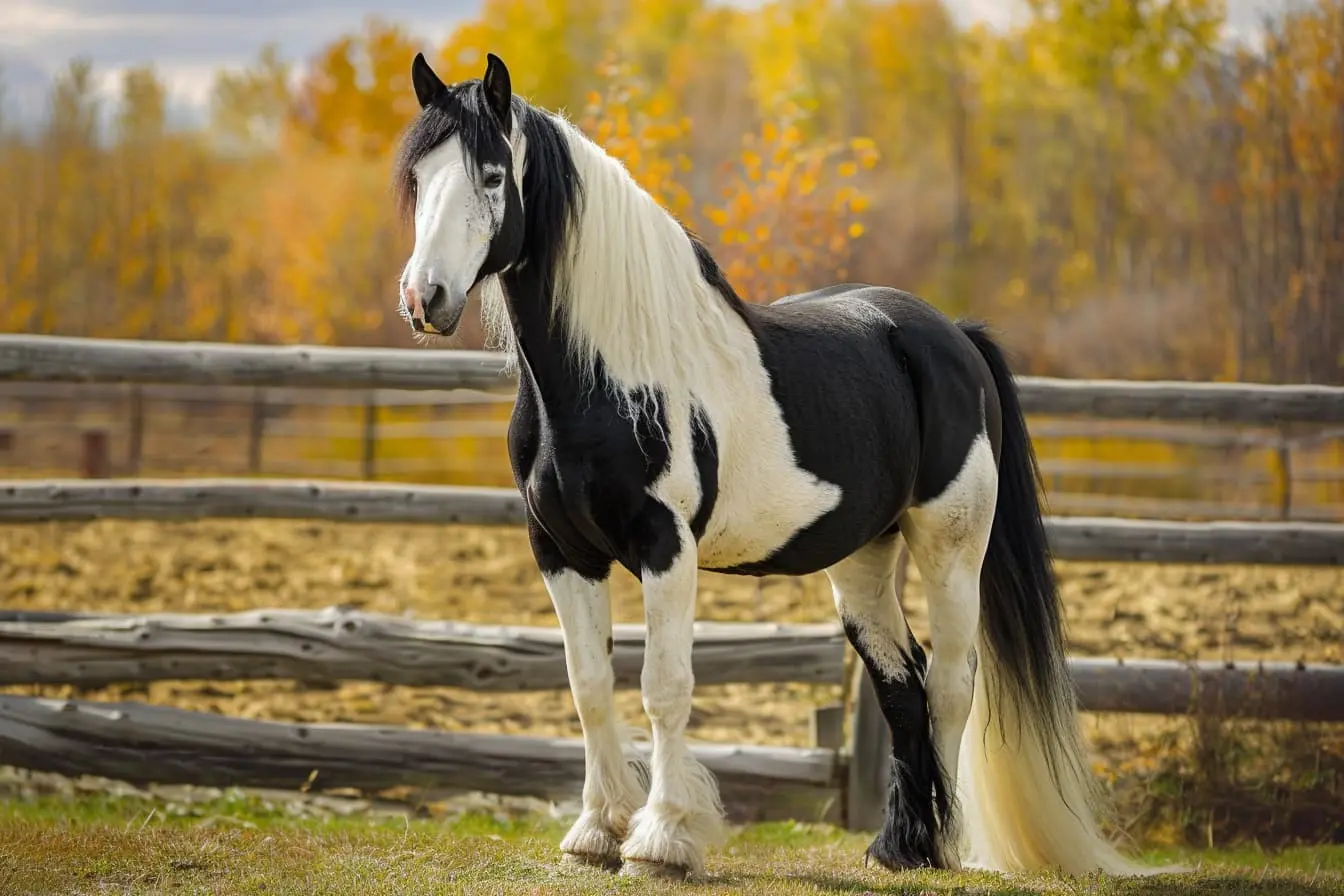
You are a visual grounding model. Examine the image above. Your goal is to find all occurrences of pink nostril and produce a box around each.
[404,284,425,320]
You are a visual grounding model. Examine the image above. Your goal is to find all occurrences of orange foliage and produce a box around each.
[702,112,879,302]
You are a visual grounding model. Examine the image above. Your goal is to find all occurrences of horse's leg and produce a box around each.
[826,533,944,870]
[619,515,723,880]
[899,433,998,869]
[534,529,647,870]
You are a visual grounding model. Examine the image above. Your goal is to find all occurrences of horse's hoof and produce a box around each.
[864,840,937,873]
[562,851,621,873]
[619,858,691,881]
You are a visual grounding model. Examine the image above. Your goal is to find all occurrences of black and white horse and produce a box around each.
[393,52,1156,881]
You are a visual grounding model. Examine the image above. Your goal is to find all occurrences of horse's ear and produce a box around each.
[482,53,512,130]
[412,52,445,109]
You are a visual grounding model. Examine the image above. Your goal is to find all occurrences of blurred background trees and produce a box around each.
[1,0,1341,384]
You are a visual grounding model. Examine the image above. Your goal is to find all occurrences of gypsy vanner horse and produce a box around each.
[391,51,1165,882]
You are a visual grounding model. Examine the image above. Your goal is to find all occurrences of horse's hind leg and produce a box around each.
[826,534,943,870]
[899,433,998,869]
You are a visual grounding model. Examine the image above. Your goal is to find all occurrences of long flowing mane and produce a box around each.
[536,114,752,401]
[395,83,751,413]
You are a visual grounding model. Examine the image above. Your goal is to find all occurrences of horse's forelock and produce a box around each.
[393,82,510,221]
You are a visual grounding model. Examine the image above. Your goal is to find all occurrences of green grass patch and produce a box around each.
[2,790,1342,896]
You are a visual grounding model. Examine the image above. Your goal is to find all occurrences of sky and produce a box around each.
[0,0,1298,126]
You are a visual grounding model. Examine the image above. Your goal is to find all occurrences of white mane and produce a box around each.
[479,111,747,421]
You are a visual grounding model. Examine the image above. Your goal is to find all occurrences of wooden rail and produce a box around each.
[3,478,1341,565]
[4,334,1342,423]
[0,478,528,525]
[2,609,1340,723]
[0,608,846,690]
[0,695,842,824]
[1069,657,1344,722]
[0,336,515,392]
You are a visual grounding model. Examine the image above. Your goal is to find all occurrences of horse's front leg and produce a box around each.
[533,528,646,870]
[620,514,724,881]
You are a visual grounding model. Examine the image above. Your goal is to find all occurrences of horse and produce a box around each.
[391,51,1160,882]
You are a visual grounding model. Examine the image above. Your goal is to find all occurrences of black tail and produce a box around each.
[957,321,1079,782]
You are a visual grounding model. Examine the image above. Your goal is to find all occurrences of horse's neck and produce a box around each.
[494,269,576,401]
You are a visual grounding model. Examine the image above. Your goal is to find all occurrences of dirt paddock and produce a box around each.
[2,518,1339,752]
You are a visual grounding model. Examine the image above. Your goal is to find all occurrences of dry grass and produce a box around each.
[2,786,1342,896]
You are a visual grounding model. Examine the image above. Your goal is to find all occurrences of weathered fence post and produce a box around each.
[126,386,144,475]
[1275,433,1293,520]
[247,388,266,475]
[81,430,110,479]
[362,393,378,480]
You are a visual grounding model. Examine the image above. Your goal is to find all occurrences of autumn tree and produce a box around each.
[2,0,1339,385]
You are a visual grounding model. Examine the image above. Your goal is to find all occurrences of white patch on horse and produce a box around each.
[516,117,843,567]
[542,568,647,865]
[835,297,891,329]
[617,529,725,878]
[402,137,501,303]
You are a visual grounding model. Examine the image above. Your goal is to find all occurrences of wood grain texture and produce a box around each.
[2,478,1340,565]
[1070,658,1344,722]
[3,334,1341,424]
[1045,515,1344,565]
[0,478,528,525]
[1015,375,1344,425]
[2,609,1338,722]
[0,607,847,689]
[0,694,843,824]
[0,335,514,393]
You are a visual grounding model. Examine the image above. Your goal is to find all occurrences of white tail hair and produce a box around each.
[955,634,1183,876]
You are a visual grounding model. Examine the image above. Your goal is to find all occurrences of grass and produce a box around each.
[2,790,1342,896]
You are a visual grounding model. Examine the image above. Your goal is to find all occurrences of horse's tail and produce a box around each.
[954,322,1163,876]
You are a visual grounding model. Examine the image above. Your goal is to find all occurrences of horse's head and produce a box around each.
[394,53,525,336]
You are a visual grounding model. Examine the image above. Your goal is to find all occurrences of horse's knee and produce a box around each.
[640,666,693,724]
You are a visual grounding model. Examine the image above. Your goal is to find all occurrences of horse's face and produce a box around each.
[396,53,524,336]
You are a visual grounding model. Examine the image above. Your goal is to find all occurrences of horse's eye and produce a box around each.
[483,169,505,189]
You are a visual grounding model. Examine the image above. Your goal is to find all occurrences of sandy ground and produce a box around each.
[1,519,1339,755]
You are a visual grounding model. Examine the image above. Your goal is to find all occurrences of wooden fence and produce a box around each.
[1,333,1343,830]
[3,333,1344,519]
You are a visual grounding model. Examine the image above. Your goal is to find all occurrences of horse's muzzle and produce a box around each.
[410,283,468,336]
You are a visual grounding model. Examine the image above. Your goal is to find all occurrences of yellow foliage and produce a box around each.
[698,105,879,303]
[577,60,694,222]
[2,0,1340,392]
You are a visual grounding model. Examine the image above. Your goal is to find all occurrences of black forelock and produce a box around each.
[392,79,513,221]
[510,101,583,304]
